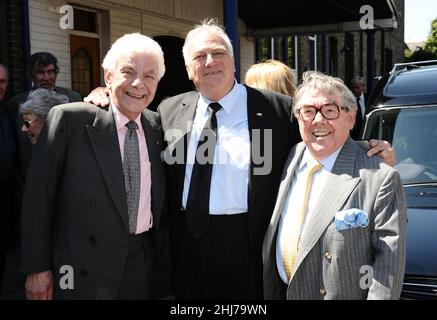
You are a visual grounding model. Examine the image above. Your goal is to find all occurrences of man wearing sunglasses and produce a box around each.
[263,71,407,300]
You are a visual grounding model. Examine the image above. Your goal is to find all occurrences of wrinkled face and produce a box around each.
[185,32,235,101]
[32,64,57,90]
[104,51,159,120]
[297,89,355,160]
[351,82,365,98]
[22,113,44,145]
[0,67,7,101]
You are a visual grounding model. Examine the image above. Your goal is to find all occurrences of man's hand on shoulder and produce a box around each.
[367,139,396,167]
[84,86,110,107]
[25,270,54,300]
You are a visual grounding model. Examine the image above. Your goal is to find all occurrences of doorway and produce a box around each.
[70,34,100,98]
[150,36,194,111]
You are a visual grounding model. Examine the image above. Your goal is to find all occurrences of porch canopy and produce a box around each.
[238,0,399,37]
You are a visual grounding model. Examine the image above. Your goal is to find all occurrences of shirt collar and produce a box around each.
[198,80,242,116]
[300,145,343,172]
[111,104,143,133]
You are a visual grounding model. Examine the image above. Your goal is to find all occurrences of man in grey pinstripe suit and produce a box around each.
[263,71,407,300]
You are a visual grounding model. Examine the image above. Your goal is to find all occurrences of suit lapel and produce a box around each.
[291,138,360,281]
[141,111,164,227]
[87,106,129,231]
[167,93,199,202]
[246,85,271,208]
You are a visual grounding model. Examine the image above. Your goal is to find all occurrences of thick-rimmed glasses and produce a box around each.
[297,103,348,122]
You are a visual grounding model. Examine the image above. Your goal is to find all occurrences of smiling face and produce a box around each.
[104,51,159,120]
[32,64,57,90]
[297,89,356,160]
[185,31,235,101]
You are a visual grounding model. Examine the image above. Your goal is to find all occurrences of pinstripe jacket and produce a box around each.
[262,137,407,300]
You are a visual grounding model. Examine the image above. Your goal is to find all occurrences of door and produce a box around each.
[70,35,100,98]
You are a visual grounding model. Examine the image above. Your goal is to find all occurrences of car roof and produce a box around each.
[368,60,437,111]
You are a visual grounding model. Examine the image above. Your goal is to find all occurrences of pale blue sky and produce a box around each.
[405,0,437,43]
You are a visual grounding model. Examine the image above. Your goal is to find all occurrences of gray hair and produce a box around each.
[350,76,365,86]
[102,33,165,80]
[20,88,69,120]
[182,18,234,65]
[293,71,357,116]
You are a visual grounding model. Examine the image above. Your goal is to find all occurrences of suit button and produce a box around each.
[89,236,97,245]
[80,270,88,277]
[319,287,327,296]
[324,251,332,261]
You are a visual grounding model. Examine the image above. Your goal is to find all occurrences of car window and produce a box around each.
[365,107,437,184]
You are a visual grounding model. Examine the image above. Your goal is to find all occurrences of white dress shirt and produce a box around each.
[276,147,342,283]
[182,82,250,215]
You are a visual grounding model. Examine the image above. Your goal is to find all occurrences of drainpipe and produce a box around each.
[21,0,31,90]
[223,0,239,81]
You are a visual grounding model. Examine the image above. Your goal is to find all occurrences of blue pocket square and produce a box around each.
[335,209,369,231]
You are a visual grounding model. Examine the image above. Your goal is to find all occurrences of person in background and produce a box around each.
[6,52,81,175]
[20,88,69,145]
[263,71,406,300]
[245,59,296,97]
[349,76,367,140]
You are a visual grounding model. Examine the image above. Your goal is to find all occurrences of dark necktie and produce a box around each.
[185,102,222,239]
[123,120,141,234]
[356,97,363,120]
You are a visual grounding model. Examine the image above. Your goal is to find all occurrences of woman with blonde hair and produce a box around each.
[245,59,296,96]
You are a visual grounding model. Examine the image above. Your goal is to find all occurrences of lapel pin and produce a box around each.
[256,112,263,117]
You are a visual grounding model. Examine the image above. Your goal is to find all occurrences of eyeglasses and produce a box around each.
[23,119,38,128]
[297,103,348,122]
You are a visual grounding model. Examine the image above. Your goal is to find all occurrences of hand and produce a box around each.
[367,139,397,167]
[25,271,54,300]
[84,86,110,107]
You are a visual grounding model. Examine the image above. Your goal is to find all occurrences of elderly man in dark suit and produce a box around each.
[263,71,407,300]
[20,33,170,300]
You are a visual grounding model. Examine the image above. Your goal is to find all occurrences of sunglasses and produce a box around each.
[23,119,38,128]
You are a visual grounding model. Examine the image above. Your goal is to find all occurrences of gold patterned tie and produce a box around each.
[282,159,323,282]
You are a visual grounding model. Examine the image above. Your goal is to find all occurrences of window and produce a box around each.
[73,8,98,33]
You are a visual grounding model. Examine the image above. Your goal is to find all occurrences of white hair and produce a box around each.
[102,33,165,80]
[293,71,358,115]
[182,18,234,65]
